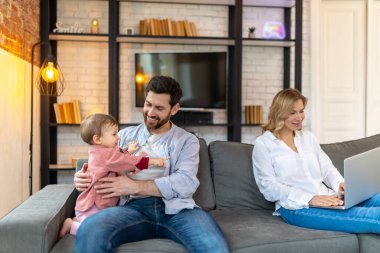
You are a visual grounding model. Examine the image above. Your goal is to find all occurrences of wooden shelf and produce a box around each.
[117,36,234,46]
[243,0,295,7]
[241,124,263,127]
[119,0,234,6]
[49,123,80,126]
[49,33,109,42]
[49,164,75,170]
[120,0,295,8]
[243,39,295,47]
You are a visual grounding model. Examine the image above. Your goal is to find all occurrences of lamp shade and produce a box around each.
[35,55,65,96]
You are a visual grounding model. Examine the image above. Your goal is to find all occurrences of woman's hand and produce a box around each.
[339,182,345,195]
[309,195,344,207]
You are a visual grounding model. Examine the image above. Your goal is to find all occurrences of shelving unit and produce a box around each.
[39,0,302,187]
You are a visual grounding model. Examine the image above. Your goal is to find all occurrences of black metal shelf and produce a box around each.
[40,0,302,187]
[117,35,234,46]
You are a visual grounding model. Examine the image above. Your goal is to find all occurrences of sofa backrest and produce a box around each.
[321,134,380,175]
[193,138,216,211]
[208,141,274,210]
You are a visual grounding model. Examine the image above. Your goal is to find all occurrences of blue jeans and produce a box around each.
[76,197,230,253]
[279,192,380,233]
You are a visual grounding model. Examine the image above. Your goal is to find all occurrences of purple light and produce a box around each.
[262,22,286,39]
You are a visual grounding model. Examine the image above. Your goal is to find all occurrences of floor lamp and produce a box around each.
[30,41,65,196]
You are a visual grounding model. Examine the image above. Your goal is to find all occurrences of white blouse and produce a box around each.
[252,130,344,210]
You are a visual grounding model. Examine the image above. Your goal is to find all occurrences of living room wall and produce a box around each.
[0,0,40,217]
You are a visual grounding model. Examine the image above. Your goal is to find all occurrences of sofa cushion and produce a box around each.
[321,134,380,175]
[209,141,274,210]
[211,209,359,253]
[193,138,216,211]
[358,234,380,253]
[51,236,186,253]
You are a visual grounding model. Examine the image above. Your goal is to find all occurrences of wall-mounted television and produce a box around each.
[135,52,227,109]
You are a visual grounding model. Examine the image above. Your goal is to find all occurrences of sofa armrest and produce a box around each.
[0,184,78,253]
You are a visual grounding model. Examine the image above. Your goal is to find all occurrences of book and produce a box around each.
[245,105,263,125]
[167,18,173,36]
[190,22,197,36]
[53,100,82,124]
[245,105,251,125]
[63,102,75,124]
[53,103,62,124]
[184,20,193,36]
[139,19,147,35]
[73,99,82,124]
[149,18,156,36]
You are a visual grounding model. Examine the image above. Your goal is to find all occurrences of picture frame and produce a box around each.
[126,27,134,35]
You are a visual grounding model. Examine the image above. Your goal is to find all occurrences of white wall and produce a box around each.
[0,48,40,217]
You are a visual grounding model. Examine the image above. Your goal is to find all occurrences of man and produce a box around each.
[74,76,230,253]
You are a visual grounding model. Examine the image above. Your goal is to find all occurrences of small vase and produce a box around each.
[248,32,255,39]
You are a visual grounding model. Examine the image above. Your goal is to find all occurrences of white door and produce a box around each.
[311,0,367,143]
[366,1,380,136]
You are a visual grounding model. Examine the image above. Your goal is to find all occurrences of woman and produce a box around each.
[252,88,380,233]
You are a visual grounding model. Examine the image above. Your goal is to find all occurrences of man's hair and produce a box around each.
[263,88,308,137]
[145,76,183,107]
[80,113,118,145]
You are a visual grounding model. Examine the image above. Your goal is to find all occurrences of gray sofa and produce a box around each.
[2,134,380,253]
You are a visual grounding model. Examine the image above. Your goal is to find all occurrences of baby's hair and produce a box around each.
[80,113,118,145]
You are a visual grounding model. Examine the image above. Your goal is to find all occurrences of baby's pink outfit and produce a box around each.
[70,145,148,235]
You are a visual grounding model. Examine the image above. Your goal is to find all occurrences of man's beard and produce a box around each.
[143,111,171,130]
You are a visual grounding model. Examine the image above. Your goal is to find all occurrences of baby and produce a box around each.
[59,113,167,238]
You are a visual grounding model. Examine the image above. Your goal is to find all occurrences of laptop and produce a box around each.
[311,147,380,210]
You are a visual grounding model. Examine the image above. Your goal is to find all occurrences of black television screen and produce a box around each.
[135,52,227,109]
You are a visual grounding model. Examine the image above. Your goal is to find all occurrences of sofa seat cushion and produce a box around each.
[211,209,359,253]
[358,234,380,253]
[51,236,186,253]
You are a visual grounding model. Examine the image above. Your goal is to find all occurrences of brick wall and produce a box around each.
[55,0,310,164]
[0,0,40,64]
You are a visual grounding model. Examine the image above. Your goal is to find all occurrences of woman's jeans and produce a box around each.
[76,197,230,253]
[279,192,380,233]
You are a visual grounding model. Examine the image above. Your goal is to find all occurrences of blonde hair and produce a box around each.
[80,113,118,145]
[263,88,307,137]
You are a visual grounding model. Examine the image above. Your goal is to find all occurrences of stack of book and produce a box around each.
[53,100,82,124]
[139,18,197,37]
[245,105,263,125]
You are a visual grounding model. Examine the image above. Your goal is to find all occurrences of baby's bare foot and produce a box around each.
[59,218,73,239]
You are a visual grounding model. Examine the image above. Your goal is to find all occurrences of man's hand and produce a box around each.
[309,195,344,207]
[74,169,92,192]
[94,175,161,198]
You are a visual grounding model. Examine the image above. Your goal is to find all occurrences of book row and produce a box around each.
[53,100,82,124]
[139,18,197,37]
[245,105,263,125]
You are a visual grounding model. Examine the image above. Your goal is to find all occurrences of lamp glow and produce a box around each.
[41,62,59,83]
[91,19,99,33]
[135,73,144,84]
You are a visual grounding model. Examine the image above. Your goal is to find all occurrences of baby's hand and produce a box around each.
[127,140,139,154]
[149,157,169,168]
